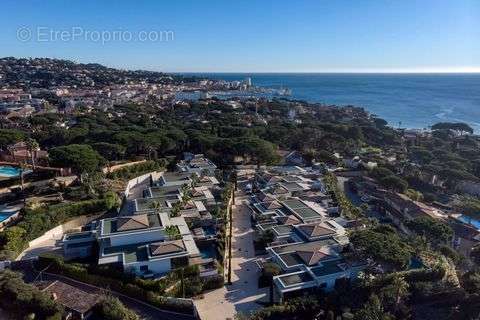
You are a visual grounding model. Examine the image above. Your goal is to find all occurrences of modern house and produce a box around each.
[64,211,202,278]
[267,238,365,302]
[156,172,195,187]
[250,166,367,302]
[177,153,217,176]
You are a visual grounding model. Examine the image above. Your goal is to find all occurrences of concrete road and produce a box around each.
[195,193,267,320]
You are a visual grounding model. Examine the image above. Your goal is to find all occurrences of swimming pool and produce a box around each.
[0,166,23,178]
[458,215,480,230]
[199,245,218,259]
[0,211,16,223]
[202,226,216,236]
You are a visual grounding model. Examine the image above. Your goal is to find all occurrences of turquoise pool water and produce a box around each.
[199,245,217,259]
[409,257,425,270]
[458,215,480,230]
[0,166,22,178]
[202,226,216,236]
[0,211,16,223]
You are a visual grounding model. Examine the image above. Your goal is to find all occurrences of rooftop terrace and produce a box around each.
[281,199,323,221]
[135,196,179,212]
[310,259,345,277]
[102,213,162,235]
[278,271,314,286]
[146,185,182,198]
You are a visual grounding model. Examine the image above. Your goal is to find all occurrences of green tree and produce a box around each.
[379,274,409,313]
[25,138,40,169]
[405,189,423,201]
[432,122,474,135]
[405,217,453,245]
[0,129,25,149]
[0,226,27,259]
[49,144,104,176]
[262,262,282,304]
[350,226,412,269]
[462,271,480,294]
[380,175,408,193]
[354,294,393,320]
[91,142,126,161]
[94,295,139,320]
[104,191,121,210]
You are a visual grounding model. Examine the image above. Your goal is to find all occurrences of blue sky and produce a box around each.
[0,0,479,72]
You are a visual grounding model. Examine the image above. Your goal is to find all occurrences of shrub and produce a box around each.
[0,199,109,259]
[437,245,464,264]
[94,295,139,320]
[107,160,164,180]
[350,226,412,269]
[462,271,480,294]
[202,274,224,291]
[104,190,121,210]
[0,270,63,320]
[405,217,453,245]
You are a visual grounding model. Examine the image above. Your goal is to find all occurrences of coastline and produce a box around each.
[180,73,480,133]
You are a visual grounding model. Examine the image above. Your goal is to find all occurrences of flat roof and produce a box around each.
[279,272,314,286]
[64,232,94,240]
[281,182,305,192]
[135,197,177,212]
[294,207,322,219]
[278,252,304,267]
[311,260,345,277]
[281,198,322,220]
[282,199,307,209]
[66,242,94,249]
[148,185,182,198]
[161,172,192,182]
[273,225,293,235]
[103,242,149,263]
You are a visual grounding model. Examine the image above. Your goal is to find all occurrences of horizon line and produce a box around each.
[3,56,479,74]
[169,70,480,75]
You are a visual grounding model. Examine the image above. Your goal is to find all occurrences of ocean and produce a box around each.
[182,73,480,133]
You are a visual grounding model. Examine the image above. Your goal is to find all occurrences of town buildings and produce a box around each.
[63,154,221,279]
[250,167,367,302]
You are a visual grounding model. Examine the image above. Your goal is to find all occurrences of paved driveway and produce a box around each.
[195,194,267,319]
[16,237,63,261]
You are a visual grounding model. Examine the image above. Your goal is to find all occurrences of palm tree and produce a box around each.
[7,144,17,163]
[19,161,27,204]
[380,274,409,314]
[263,262,281,304]
[25,138,39,170]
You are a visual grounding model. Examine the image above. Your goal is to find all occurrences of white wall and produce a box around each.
[128,258,171,275]
[27,214,101,248]
[110,229,165,246]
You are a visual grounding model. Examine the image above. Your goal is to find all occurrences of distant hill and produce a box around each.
[0,57,191,88]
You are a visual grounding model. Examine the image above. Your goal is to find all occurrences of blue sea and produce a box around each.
[182,73,480,132]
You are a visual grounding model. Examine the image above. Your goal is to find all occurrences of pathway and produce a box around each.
[195,192,267,319]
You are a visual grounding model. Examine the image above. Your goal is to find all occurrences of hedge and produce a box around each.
[201,274,225,291]
[94,295,139,320]
[106,160,164,180]
[36,254,195,315]
[0,199,109,260]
